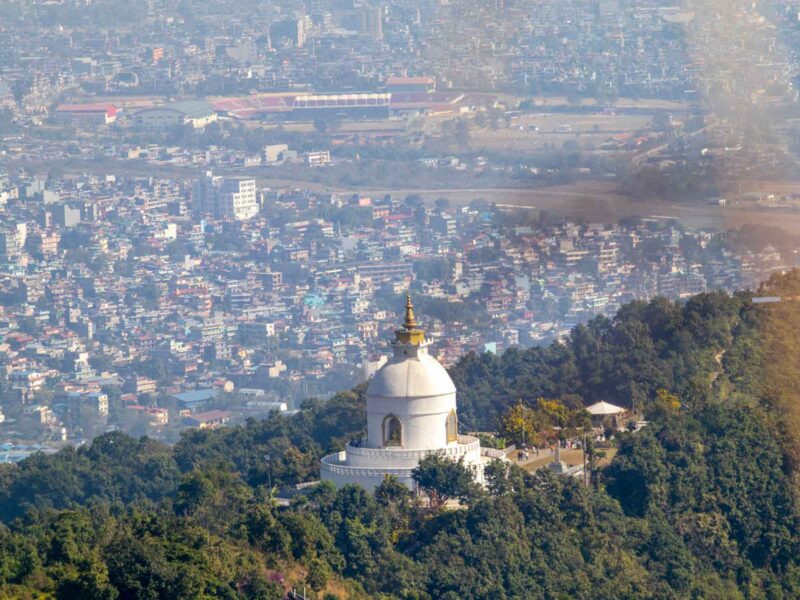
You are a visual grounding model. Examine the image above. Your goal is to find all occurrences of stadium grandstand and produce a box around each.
[213,94,295,119]
[292,93,391,119]
[213,91,465,121]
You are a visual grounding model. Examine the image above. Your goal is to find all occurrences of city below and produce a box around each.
[2,0,800,451]
[2,2,800,599]
[0,165,792,449]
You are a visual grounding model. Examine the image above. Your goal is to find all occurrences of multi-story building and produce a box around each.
[0,229,22,258]
[193,172,258,220]
[54,104,117,126]
[133,101,217,131]
[305,151,332,167]
[51,204,81,228]
[219,178,258,220]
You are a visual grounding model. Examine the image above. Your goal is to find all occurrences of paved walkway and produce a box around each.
[507,448,617,472]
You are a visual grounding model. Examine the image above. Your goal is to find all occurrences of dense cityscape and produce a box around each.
[3,0,800,448]
[0,165,793,448]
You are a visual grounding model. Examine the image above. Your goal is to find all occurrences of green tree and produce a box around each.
[412,454,479,510]
[56,558,118,600]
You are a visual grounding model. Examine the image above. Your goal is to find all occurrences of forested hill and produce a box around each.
[451,290,749,431]
[1,275,800,598]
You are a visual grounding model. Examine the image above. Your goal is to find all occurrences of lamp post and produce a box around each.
[263,453,272,491]
[582,432,590,487]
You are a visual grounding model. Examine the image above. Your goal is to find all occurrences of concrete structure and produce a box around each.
[321,296,503,491]
[270,16,306,48]
[291,93,391,120]
[305,150,331,167]
[51,204,81,228]
[185,410,231,429]
[361,5,383,40]
[193,172,258,220]
[219,178,258,220]
[386,76,435,93]
[0,228,23,258]
[264,144,289,163]
[54,103,117,126]
[133,100,217,130]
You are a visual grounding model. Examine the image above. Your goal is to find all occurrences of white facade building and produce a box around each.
[321,297,504,491]
[219,178,259,221]
[133,100,218,131]
[192,172,259,221]
[305,150,331,167]
[264,143,289,163]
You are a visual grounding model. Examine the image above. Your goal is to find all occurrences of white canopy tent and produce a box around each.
[586,401,626,416]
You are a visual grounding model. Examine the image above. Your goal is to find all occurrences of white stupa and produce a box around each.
[321,296,503,491]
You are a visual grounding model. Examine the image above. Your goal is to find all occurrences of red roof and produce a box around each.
[190,410,231,422]
[212,94,296,118]
[56,103,117,116]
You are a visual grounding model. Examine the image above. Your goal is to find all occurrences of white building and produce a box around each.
[321,297,504,491]
[219,178,258,220]
[193,172,259,221]
[264,144,289,164]
[305,150,331,167]
[133,100,217,131]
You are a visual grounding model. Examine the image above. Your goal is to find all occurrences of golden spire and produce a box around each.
[395,293,425,345]
[404,293,417,330]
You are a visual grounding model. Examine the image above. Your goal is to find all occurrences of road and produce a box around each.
[19,157,800,233]
[330,181,800,232]
[632,119,715,166]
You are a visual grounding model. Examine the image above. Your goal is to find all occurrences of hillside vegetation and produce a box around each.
[2,273,800,599]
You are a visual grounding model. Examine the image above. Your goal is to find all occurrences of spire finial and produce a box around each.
[404,293,417,330]
[395,293,425,345]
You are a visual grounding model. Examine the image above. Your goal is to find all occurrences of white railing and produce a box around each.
[345,434,480,461]
[480,447,507,459]
[320,453,415,478]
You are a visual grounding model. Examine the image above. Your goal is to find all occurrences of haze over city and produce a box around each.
[2,1,800,599]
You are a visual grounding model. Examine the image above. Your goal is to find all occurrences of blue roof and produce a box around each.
[173,389,217,403]
[304,294,325,307]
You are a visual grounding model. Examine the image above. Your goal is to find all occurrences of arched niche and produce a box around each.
[446,409,458,443]
[383,415,403,447]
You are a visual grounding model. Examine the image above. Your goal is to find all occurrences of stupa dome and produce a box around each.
[366,351,456,399]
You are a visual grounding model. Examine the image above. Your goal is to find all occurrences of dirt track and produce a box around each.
[21,154,800,232]
[337,181,800,232]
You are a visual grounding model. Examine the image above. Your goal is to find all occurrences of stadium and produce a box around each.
[212,90,465,121]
